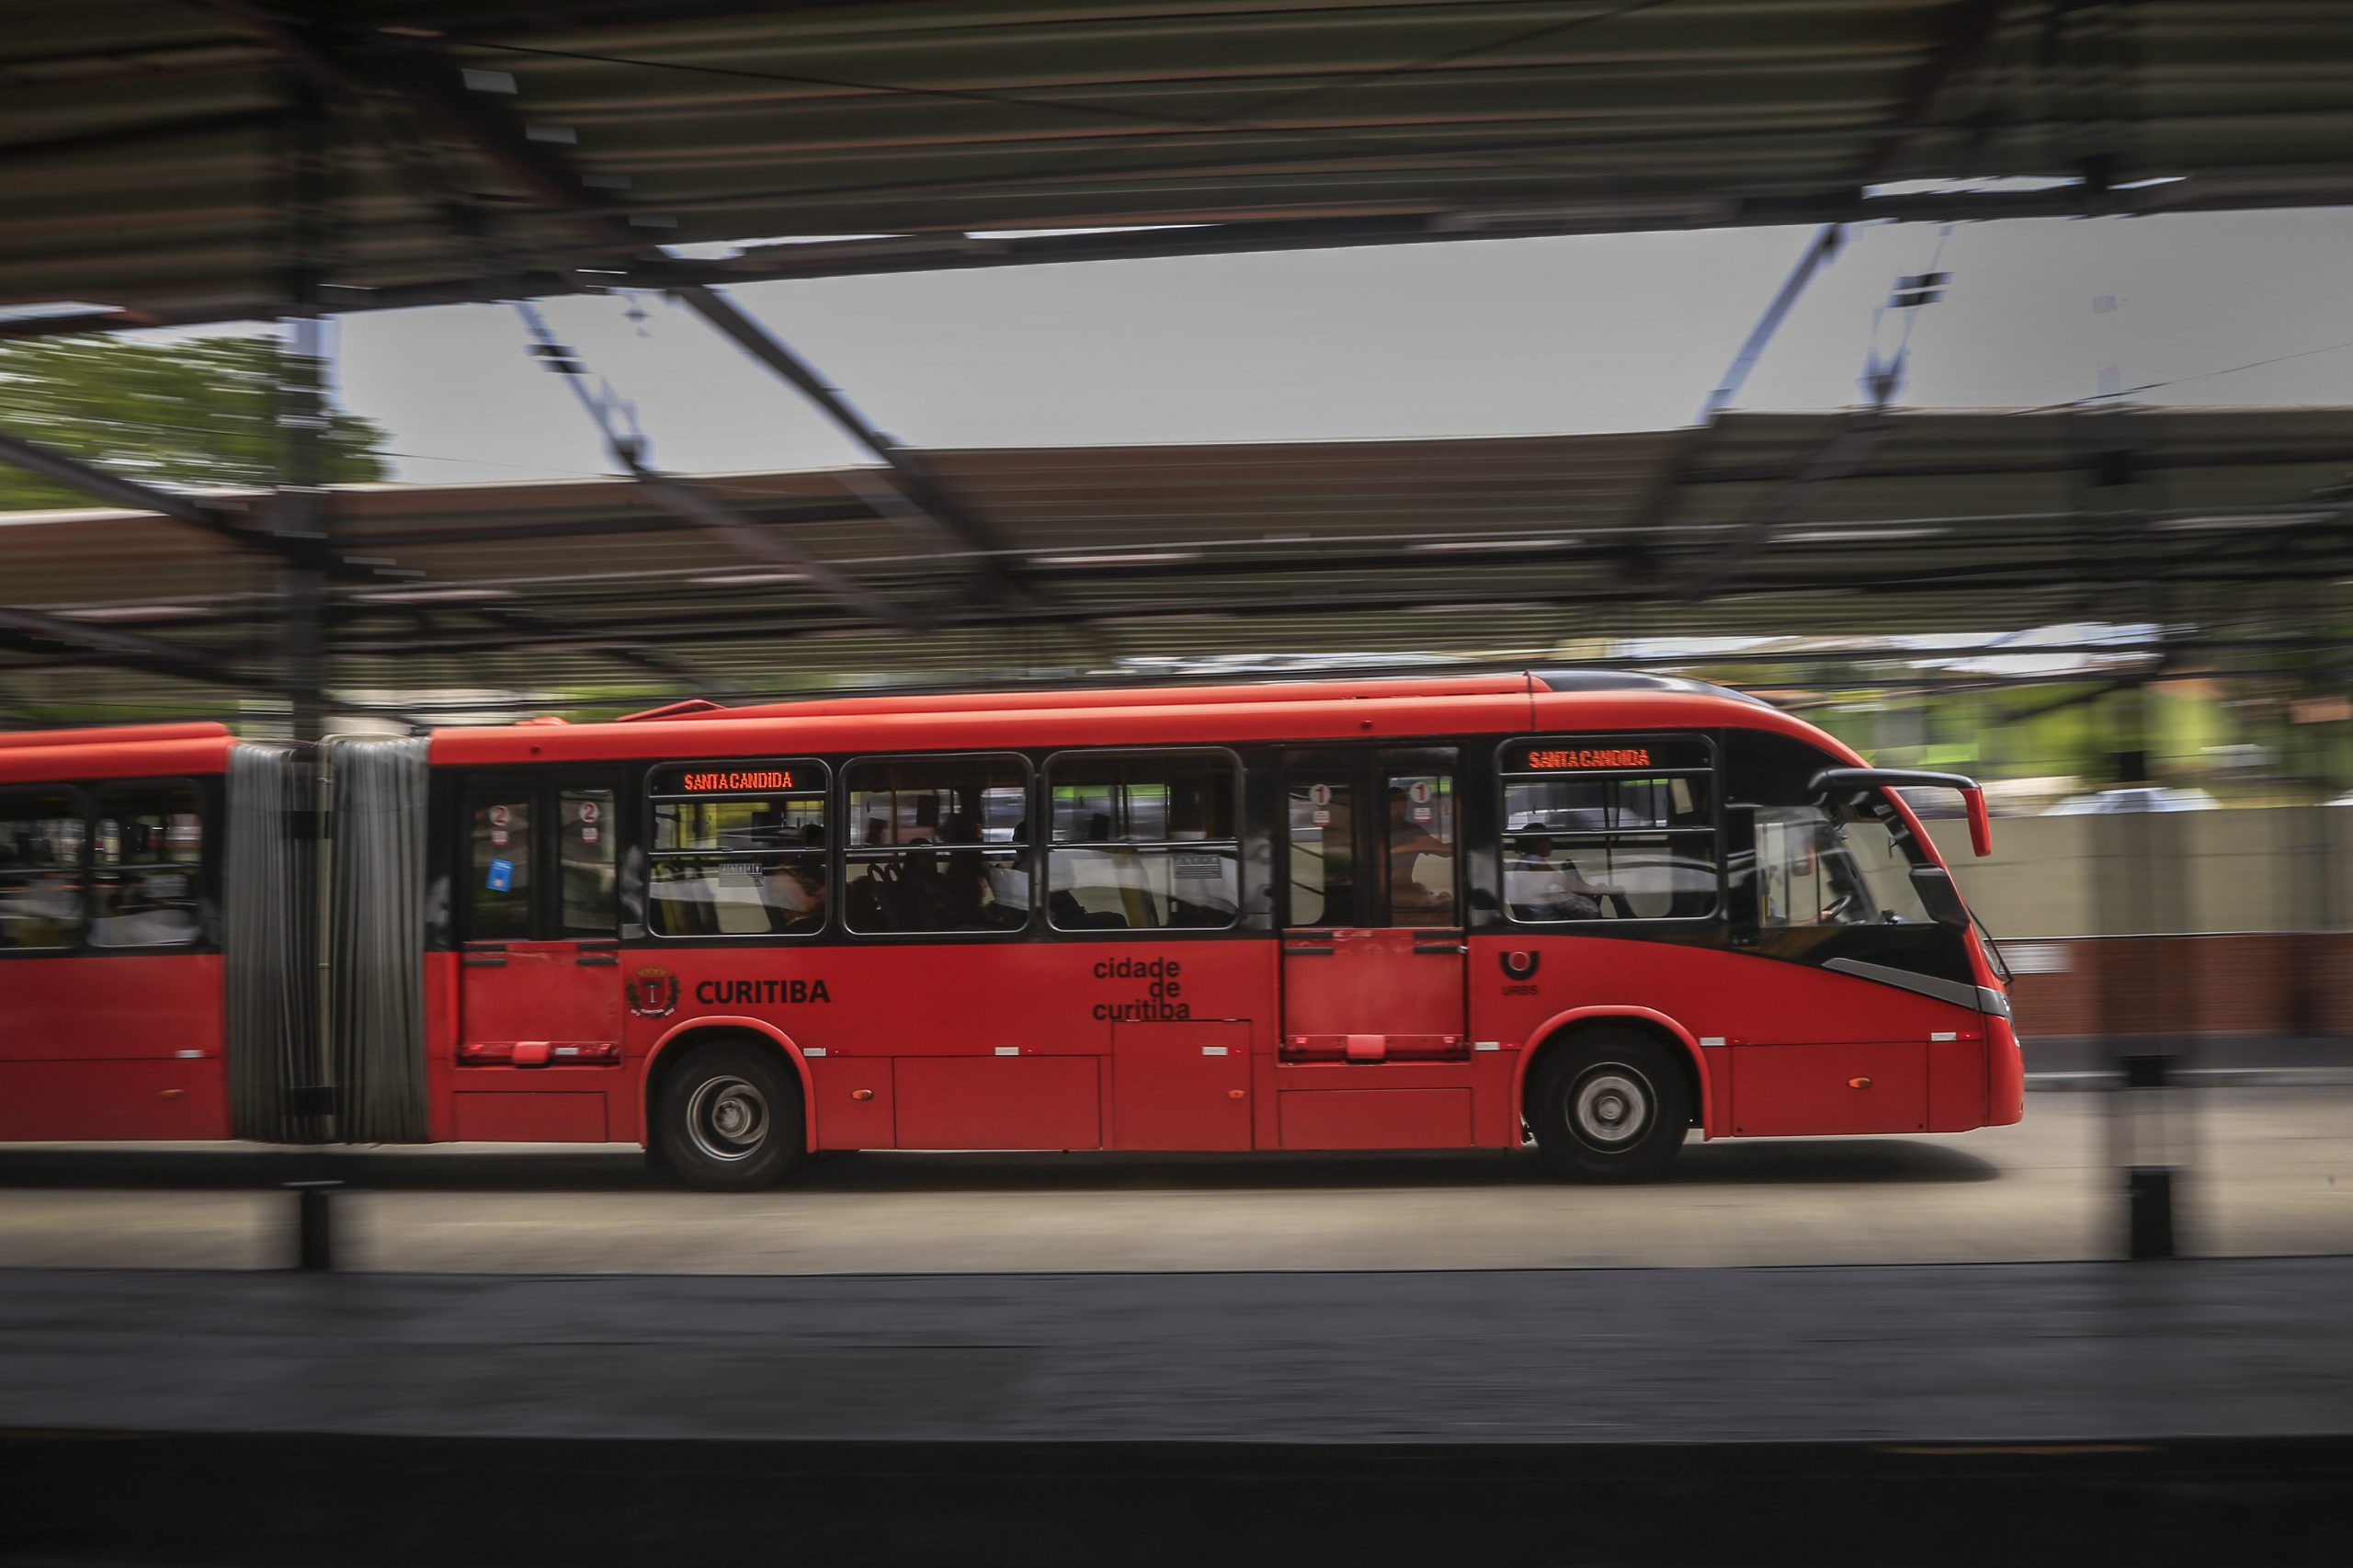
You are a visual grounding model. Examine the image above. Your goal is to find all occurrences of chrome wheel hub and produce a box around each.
[1571,1067,1653,1150]
[687,1075,770,1162]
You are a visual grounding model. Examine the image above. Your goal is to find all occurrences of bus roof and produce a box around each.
[613,673,1538,723]
[0,731,239,783]
[605,670,1768,725]
[0,722,232,750]
[434,678,1849,769]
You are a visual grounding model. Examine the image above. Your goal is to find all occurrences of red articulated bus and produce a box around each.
[0,673,2022,1187]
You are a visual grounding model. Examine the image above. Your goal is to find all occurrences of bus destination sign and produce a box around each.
[1506,737,1709,773]
[654,760,824,796]
[1528,747,1649,770]
[681,769,794,792]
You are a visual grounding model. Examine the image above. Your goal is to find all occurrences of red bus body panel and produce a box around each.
[1987,1014,2026,1126]
[1,735,233,1142]
[0,949,230,1142]
[1475,935,1984,1141]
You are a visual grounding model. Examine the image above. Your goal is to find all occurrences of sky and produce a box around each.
[322,206,2353,487]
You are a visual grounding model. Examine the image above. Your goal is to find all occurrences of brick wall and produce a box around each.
[2004,932,2353,1040]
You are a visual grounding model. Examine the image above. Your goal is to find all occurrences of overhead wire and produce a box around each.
[2012,337,2353,414]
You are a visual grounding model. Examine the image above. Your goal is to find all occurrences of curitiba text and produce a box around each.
[695,978,830,1005]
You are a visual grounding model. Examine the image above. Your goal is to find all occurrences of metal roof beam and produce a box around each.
[233,26,1019,633]
[0,426,562,612]
[17,177,2353,344]
[338,496,875,549]
[628,469,923,632]
[508,300,923,631]
[364,47,643,259]
[0,106,280,165]
[1856,0,2013,186]
[388,2,933,40]
[199,9,639,259]
[463,603,752,703]
[1619,222,1846,583]
[0,427,267,549]
[327,547,2338,658]
[672,283,1038,608]
[1677,412,1902,601]
[0,603,257,689]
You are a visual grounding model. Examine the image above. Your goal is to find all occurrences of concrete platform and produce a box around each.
[1,1085,2346,1271]
[3,1256,2349,1446]
[3,1258,2350,1567]
[6,1246,2350,1568]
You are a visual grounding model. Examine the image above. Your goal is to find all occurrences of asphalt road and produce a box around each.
[0,1085,2345,1272]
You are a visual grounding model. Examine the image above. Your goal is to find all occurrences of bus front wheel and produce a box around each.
[1528,1029,1691,1182]
[654,1042,806,1191]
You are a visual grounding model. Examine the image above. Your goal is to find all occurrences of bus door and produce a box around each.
[455,769,624,1097]
[1279,748,1467,1061]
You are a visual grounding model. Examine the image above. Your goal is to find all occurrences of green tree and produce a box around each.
[0,333,389,510]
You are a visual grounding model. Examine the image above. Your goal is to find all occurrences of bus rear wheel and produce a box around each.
[654,1042,805,1191]
[1528,1029,1691,1183]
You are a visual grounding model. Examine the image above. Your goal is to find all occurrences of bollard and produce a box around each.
[2127,1165,2177,1260]
[2120,1053,2177,1261]
[287,1179,341,1271]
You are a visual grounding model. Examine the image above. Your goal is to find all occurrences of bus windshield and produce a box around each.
[1753,793,1935,928]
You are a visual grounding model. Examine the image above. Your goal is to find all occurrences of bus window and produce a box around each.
[0,785,85,950]
[1045,751,1239,931]
[844,755,1029,934]
[1753,801,1935,928]
[647,761,827,937]
[463,790,533,941]
[558,788,618,937]
[1499,741,1718,922]
[90,780,202,948]
[1385,770,1456,927]
[1286,773,1358,926]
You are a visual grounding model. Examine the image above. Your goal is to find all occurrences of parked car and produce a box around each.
[2040,786,2220,815]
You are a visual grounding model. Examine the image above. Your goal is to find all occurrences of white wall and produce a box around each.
[1926,807,2353,937]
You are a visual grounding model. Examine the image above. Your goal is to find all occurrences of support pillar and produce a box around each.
[276,65,337,1144]
[278,71,334,744]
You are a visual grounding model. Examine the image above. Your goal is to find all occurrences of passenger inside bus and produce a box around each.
[1048,777,1240,931]
[0,793,85,949]
[1505,835,1630,921]
[90,812,202,948]
[987,818,1032,919]
[844,781,1027,933]
[929,812,996,929]
[1386,782,1456,926]
[646,787,826,938]
[754,823,827,936]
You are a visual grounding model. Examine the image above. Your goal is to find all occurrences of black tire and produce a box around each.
[652,1041,805,1191]
[1527,1028,1692,1183]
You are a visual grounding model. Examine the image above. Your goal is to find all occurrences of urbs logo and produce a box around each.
[1500,949,1541,982]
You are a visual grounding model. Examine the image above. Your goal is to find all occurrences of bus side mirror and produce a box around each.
[1806,767,1993,857]
[1961,787,1992,858]
[1910,866,1970,929]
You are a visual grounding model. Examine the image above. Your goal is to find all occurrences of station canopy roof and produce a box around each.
[11,1,2353,330]
[2,407,2347,720]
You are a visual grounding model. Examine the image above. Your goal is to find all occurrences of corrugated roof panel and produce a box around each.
[7,3,2353,323]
